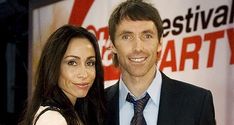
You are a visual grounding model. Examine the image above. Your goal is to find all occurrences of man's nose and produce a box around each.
[134,37,144,52]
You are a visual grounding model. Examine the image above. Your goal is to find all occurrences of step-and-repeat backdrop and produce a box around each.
[30,0,234,124]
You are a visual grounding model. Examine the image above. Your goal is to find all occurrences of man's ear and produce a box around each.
[157,37,162,53]
[110,42,117,54]
[156,37,163,62]
[108,41,119,67]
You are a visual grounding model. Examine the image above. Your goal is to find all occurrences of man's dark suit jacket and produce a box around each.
[104,72,216,125]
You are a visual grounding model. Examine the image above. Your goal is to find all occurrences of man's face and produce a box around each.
[112,19,161,78]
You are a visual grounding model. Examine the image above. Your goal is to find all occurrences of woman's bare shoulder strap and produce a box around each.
[33,106,61,125]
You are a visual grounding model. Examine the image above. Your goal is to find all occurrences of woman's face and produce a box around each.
[58,37,96,105]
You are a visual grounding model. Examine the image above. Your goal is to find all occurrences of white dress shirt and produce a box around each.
[119,68,162,125]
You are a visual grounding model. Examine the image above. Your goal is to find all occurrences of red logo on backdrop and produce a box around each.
[68,0,120,81]
[69,0,93,26]
[68,0,234,81]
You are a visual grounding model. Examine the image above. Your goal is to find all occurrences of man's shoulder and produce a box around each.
[174,79,211,95]
[104,81,119,101]
[105,81,119,93]
[161,72,212,96]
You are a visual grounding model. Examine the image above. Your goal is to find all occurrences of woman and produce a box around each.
[18,25,105,125]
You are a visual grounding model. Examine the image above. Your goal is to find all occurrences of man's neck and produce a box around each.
[122,66,157,98]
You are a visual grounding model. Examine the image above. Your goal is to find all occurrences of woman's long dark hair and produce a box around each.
[18,25,105,125]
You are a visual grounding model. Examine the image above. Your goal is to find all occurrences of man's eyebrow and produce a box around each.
[117,30,133,36]
[142,29,156,34]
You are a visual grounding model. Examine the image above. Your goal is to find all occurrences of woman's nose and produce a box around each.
[76,66,88,78]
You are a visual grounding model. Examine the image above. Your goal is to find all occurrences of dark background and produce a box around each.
[0,0,28,124]
[0,0,60,124]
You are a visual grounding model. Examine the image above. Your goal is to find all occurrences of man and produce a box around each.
[105,0,216,125]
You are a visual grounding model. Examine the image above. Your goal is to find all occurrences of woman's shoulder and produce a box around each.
[34,106,67,125]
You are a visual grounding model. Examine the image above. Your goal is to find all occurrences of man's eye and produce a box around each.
[68,61,77,66]
[122,35,133,40]
[143,34,153,39]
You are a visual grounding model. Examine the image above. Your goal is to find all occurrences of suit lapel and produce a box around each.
[157,72,181,125]
[105,73,184,125]
[105,82,119,125]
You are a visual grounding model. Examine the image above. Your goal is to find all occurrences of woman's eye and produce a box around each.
[87,61,96,66]
[67,61,77,66]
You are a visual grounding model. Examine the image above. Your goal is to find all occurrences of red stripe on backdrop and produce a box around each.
[69,0,94,26]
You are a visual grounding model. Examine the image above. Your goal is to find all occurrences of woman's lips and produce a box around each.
[73,83,90,89]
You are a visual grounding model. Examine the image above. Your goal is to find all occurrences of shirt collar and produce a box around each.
[119,77,129,109]
[147,68,162,106]
[119,68,162,109]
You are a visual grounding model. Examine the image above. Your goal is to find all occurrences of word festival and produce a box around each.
[86,2,234,76]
